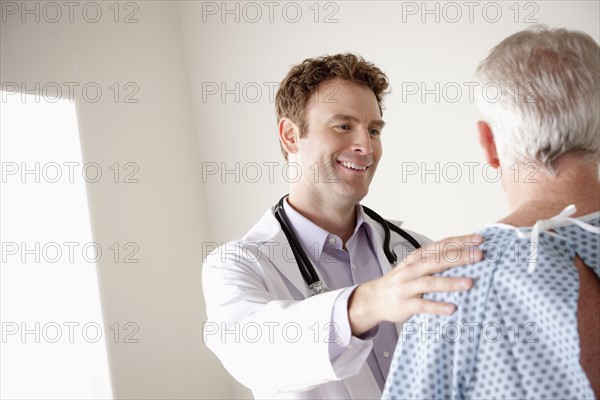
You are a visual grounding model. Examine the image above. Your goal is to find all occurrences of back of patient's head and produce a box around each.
[474,25,600,173]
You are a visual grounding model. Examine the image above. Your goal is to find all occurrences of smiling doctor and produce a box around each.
[202,54,483,399]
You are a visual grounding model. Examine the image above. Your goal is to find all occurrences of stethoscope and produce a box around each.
[274,195,422,295]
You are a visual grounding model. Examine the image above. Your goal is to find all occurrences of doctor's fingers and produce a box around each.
[401,238,484,279]
[401,275,473,298]
[398,297,457,318]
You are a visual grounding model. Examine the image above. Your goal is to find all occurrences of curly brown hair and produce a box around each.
[275,53,390,160]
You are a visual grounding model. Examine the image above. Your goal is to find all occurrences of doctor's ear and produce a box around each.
[477,120,500,168]
[278,118,301,156]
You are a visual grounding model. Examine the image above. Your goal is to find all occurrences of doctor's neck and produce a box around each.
[287,191,358,245]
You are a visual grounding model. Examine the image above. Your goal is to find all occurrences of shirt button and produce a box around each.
[328,237,335,244]
[351,264,357,270]
[383,351,390,358]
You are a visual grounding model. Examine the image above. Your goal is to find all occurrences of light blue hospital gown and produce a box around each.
[383,208,600,400]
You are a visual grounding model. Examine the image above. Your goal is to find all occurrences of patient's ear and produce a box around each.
[279,118,300,157]
[477,121,499,168]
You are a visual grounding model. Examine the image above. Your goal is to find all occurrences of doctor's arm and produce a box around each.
[202,242,374,393]
[348,234,483,336]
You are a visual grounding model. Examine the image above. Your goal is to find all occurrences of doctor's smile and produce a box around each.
[337,161,370,171]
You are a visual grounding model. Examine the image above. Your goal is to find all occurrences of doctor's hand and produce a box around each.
[347,234,483,336]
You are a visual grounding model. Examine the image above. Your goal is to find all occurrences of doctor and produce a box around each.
[202,53,482,399]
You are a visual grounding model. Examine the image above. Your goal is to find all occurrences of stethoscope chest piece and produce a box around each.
[308,281,328,296]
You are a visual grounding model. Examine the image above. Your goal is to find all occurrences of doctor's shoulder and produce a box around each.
[202,237,277,269]
[202,208,283,275]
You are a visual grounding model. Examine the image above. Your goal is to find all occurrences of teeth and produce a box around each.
[340,161,367,171]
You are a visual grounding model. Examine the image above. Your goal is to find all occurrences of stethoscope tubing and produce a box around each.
[274,195,421,295]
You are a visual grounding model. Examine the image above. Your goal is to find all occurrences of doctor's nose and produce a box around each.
[351,130,373,155]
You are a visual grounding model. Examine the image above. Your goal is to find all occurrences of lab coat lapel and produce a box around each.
[268,229,312,298]
[247,207,312,298]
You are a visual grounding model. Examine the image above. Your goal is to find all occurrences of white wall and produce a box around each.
[2,0,598,398]
[1,1,231,398]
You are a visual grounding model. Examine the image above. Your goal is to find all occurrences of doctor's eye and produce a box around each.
[334,124,351,131]
[369,128,381,136]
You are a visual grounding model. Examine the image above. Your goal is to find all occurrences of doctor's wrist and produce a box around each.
[347,282,381,337]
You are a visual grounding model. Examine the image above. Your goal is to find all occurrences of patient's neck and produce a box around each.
[500,156,599,226]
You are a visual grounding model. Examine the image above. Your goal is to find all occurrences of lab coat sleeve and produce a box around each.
[202,241,374,392]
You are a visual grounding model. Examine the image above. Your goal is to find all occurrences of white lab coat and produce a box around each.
[202,206,430,399]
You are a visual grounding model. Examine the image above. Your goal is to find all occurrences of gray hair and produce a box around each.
[474,25,599,173]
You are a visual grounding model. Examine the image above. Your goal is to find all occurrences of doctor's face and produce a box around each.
[293,79,384,206]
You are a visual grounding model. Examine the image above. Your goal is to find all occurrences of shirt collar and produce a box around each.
[282,197,368,264]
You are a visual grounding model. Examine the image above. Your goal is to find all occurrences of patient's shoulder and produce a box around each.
[433,225,517,281]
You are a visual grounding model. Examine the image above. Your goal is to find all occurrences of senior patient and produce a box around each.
[383,26,600,399]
